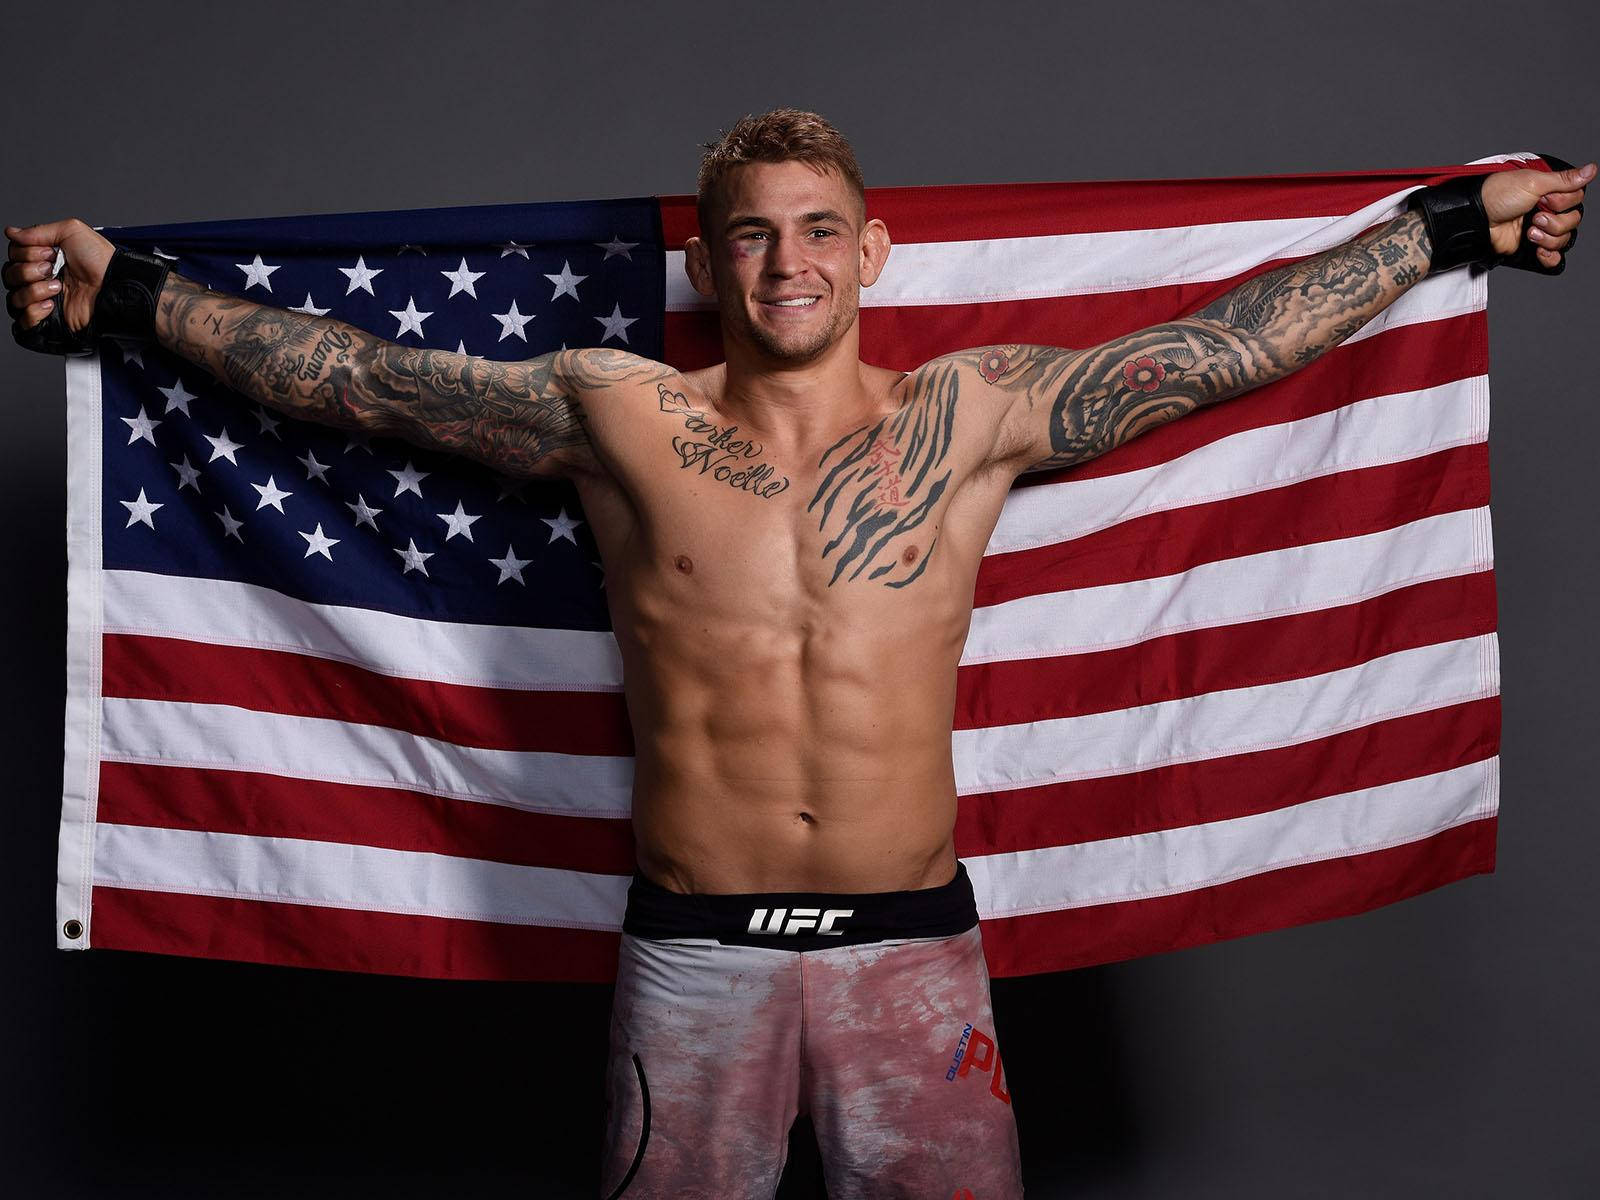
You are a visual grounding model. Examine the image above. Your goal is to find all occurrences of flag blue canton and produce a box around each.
[97,198,663,631]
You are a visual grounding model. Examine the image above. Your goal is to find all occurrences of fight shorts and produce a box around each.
[599,861,1024,1198]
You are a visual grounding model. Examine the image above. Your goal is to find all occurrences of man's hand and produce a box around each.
[1482,161,1592,267]
[3,219,115,336]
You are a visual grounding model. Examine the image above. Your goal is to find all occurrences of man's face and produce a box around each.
[696,161,886,365]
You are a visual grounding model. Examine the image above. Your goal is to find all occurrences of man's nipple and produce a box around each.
[901,544,920,565]
[674,554,693,574]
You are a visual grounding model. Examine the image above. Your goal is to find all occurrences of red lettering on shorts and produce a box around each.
[954,1029,1012,1105]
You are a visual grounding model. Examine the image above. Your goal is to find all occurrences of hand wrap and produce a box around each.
[10,246,173,356]
[1408,152,1582,277]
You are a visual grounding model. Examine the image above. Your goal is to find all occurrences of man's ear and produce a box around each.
[859,218,891,288]
[684,237,717,299]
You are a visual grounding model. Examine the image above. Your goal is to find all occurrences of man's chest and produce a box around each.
[581,369,1006,595]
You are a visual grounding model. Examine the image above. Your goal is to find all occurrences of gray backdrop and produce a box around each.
[2,2,1595,1195]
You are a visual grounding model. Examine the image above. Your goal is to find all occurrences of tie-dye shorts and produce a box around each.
[599,861,1024,1198]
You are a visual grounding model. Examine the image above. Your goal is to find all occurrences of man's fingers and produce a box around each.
[7,239,54,263]
[1538,189,1587,213]
[1533,209,1580,234]
[3,221,77,246]
[0,259,56,287]
[12,296,55,328]
[1529,225,1573,250]
[1538,163,1596,194]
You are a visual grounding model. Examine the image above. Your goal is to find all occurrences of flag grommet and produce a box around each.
[62,920,83,940]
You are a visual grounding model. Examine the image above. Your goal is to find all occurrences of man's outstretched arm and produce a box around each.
[964,160,1591,477]
[5,219,674,479]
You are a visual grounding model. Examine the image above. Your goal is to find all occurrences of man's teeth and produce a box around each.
[770,298,816,306]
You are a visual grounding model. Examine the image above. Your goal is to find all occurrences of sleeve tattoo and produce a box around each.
[154,274,674,476]
[998,208,1435,473]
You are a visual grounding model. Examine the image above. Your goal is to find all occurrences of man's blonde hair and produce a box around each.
[696,108,867,236]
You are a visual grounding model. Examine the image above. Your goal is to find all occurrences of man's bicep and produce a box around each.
[980,319,1255,476]
[360,345,672,480]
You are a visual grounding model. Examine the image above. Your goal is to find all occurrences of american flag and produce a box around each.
[58,158,1541,981]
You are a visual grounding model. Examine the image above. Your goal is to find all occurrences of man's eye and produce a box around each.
[810,229,834,238]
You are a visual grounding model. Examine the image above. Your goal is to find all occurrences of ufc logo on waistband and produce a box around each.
[746,907,855,935]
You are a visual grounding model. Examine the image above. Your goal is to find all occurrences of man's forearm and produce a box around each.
[1191,208,1436,390]
[152,272,592,473]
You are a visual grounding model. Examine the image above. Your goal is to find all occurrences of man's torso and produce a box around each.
[565,355,1022,893]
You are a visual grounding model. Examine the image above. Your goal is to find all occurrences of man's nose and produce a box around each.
[765,233,805,275]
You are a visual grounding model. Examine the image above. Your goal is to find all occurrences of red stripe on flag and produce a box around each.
[959,572,1497,731]
[657,162,1530,248]
[954,696,1500,856]
[101,634,634,756]
[89,885,625,983]
[974,444,1488,607]
[976,816,1497,978]
[96,761,637,874]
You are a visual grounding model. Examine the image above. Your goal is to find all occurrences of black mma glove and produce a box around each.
[10,245,173,356]
[1408,152,1582,276]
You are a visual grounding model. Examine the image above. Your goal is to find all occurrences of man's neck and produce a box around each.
[710,327,888,446]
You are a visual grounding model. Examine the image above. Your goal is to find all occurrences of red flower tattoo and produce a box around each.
[1122,355,1166,391]
[978,349,1011,384]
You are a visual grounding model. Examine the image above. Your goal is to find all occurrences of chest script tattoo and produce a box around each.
[807,362,957,588]
[658,384,791,498]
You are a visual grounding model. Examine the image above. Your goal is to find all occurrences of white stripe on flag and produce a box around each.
[92,823,630,930]
[964,508,1492,665]
[102,569,625,691]
[967,756,1498,918]
[954,634,1498,794]
[99,696,635,818]
[986,373,1487,555]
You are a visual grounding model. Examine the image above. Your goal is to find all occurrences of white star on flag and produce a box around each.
[388,461,430,498]
[299,524,340,560]
[215,506,243,541]
[442,258,487,299]
[254,406,283,439]
[542,506,583,545]
[343,431,375,456]
[339,256,384,295]
[499,240,532,258]
[390,296,433,338]
[169,456,202,492]
[345,494,383,531]
[437,500,482,542]
[121,405,161,446]
[297,450,331,483]
[545,261,587,301]
[120,489,162,529]
[489,545,532,585]
[394,538,433,575]
[236,254,281,292]
[594,303,638,344]
[290,294,332,316]
[493,299,535,342]
[597,234,638,261]
[114,339,144,369]
[158,379,198,417]
[204,428,244,465]
[252,475,293,513]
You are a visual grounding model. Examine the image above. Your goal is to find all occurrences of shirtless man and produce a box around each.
[8,110,1590,1198]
